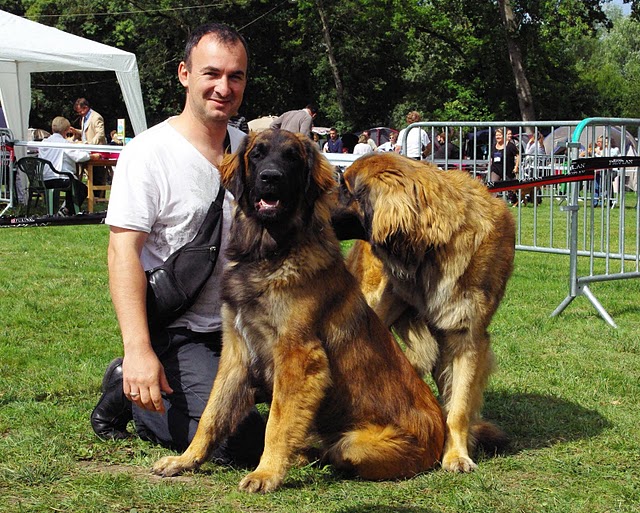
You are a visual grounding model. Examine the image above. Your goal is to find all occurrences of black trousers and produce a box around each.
[43,178,88,213]
[132,327,265,461]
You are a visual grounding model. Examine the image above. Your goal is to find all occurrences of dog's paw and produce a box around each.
[442,453,477,473]
[238,470,284,493]
[152,455,198,477]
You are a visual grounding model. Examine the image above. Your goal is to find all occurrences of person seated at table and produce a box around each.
[38,116,97,215]
[109,130,124,146]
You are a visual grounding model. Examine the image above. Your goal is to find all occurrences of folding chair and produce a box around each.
[16,156,80,215]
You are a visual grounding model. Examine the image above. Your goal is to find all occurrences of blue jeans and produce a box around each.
[132,327,265,461]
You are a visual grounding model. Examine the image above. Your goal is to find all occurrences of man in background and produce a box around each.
[323,127,345,153]
[269,103,318,136]
[71,98,106,145]
[38,116,93,215]
[71,98,108,193]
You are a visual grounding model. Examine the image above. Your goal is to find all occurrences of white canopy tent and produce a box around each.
[0,10,147,141]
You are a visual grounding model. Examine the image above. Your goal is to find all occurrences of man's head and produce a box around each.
[74,98,90,117]
[305,104,319,118]
[183,24,248,71]
[51,116,71,135]
[406,111,421,124]
[329,128,339,140]
[179,23,249,125]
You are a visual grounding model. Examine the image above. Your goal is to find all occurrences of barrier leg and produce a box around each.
[550,294,576,318]
[581,284,618,328]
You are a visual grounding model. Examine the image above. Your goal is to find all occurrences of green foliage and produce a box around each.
[579,8,640,117]
[2,1,639,133]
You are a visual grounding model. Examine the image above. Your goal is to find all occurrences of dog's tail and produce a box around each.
[471,420,509,454]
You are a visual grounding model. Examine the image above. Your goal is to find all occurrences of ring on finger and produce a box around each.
[130,392,140,398]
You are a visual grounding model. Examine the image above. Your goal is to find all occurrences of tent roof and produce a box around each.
[0,10,147,140]
[0,11,138,73]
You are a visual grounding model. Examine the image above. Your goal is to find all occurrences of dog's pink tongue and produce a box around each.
[259,199,279,210]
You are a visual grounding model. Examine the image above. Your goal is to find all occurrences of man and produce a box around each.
[432,131,460,160]
[71,98,108,194]
[90,23,265,462]
[38,116,92,215]
[269,103,318,136]
[323,127,344,153]
[71,98,107,145]
[395,110,430,159]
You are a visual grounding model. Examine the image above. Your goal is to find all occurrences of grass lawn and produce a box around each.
[0,221,639,513]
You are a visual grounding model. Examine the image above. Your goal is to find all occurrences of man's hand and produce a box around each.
[122,347,173,412]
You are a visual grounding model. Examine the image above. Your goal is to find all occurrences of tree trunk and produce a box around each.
[316,0,346,119]
[498,0,536,123]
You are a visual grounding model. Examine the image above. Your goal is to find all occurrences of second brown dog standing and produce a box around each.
[341,153,515,473]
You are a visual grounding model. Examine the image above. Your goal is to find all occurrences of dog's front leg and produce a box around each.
[152,326,254,477]
[239,338,330,493]
[436,329,493,473]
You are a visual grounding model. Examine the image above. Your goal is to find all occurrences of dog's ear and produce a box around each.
[349,158,453,253]
[220,133,251,200]
[298,134,336,205]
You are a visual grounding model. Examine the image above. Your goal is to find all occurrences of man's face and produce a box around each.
[179,34,248,125]
[75,104,89,117]
[329,130,338,140]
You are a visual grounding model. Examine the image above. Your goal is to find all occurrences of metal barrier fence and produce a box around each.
[399,119,640,327]
[1,128,15,215]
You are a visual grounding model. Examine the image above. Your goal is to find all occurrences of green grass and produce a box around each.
[1,220,639,512]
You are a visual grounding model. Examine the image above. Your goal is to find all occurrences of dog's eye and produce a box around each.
[250,143,268,160]
[283,147,302,163]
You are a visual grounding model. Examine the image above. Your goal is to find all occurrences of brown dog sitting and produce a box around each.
[152,129,445,492]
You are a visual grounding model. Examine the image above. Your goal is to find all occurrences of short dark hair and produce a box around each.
[305,103,319,115]
[74,98,90,109]
[184,23,249,70]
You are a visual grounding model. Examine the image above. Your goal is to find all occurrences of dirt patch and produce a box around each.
[76,460,196,483]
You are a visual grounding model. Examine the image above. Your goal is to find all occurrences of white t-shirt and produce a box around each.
[397,127,430,159]
[353,142,373,155]
[106,119,246,332]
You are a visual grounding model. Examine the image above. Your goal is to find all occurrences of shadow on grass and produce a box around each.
[483,390,612,453]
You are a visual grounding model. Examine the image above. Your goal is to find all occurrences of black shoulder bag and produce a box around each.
[145,131,232,331]
[145,184,226,331]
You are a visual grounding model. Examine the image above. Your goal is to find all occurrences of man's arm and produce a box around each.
[89,114,106,145]
[108,227,173,412]
[299,116,313,137]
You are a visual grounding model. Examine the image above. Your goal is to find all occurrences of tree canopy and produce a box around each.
[1,0,637,135]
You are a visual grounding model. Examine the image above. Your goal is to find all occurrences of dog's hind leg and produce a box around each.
[327,423,436,480]
[238,338,331,493]
[434,328,494,473]
[153,327,255,477]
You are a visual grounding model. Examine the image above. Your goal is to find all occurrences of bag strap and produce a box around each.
[183,129,231,250]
